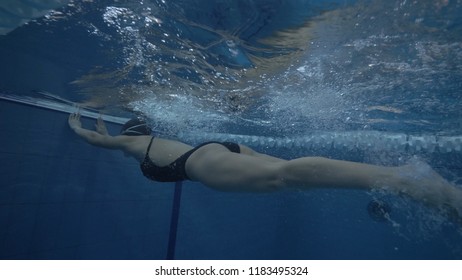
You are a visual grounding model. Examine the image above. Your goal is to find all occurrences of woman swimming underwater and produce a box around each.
[68,112,462,218]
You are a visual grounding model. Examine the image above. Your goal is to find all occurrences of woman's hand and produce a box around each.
[95,116,109,135]
[68,112,126,149]
[68,112,82,131]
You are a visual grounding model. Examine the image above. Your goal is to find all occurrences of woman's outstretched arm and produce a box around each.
[68,112,131,150]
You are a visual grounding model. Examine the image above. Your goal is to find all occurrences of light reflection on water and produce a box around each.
[60,0,462,136]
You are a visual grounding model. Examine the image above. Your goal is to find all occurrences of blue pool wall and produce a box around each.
[1,99,461,259]
[0,100,173,259]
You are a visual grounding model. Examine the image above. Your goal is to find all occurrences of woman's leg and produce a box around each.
[281,157,384,189]
[186,144,286,191]
[282,156,462,219]
[187,144,461,215]
[238,144,288,163]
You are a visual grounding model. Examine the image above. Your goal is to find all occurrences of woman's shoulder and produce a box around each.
[123,135,191,154]
[113,135,153,161]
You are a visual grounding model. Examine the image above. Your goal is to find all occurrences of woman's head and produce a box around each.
[120,118,152,136]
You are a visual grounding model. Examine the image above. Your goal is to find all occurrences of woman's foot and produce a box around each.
[393,158,462,220]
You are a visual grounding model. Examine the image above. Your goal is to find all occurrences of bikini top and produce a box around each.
[140,137,190,182]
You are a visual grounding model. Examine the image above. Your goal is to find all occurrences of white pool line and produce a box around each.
[2,93,461,153]
[0,93,129,124]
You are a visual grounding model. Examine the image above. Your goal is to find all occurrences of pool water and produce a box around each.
[0,0,462,259]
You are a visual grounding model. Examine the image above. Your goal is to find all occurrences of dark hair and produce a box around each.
[120,118,152,136]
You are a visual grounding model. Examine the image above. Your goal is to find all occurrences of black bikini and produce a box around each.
[140,137,241,182]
